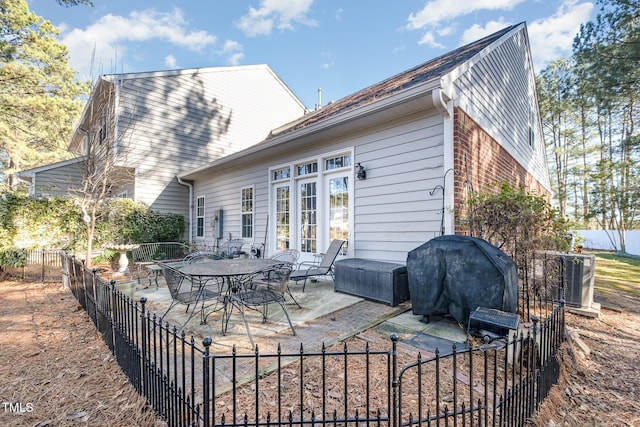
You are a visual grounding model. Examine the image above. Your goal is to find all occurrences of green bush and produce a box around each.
[0,192,82,251]
[0,191,186,254]
[95,198,185,245]
[0,247,28,268]
[467,181,572,257]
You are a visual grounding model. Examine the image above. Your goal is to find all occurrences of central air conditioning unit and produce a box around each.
[545,251,598,315]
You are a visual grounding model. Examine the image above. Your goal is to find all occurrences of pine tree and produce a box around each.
[0,0,89,189]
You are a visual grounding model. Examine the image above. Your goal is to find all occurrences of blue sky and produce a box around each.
[28,0,595,110]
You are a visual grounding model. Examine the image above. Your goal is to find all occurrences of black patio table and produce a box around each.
[180,258,279,279]
[180,258,281,331]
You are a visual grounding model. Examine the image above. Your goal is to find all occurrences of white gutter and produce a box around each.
[177,176,194,244]
[432,86,455,235]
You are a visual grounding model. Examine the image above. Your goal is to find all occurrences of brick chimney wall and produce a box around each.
[453,108,551,234]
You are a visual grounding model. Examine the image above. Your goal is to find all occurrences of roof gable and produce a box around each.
[269,23,519,138]
[18,156,85,177]
[70,64,305,153]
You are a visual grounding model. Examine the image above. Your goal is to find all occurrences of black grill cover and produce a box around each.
[406,235,518,325]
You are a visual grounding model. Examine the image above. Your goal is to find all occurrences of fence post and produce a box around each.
[202,336,212,427]
[40,249,45,282]
[61,252,70,288]
[109,280,118,350]
[559,299,566,349]
[390,333,399,427]
[531,315,540,416]
[140,297,147,399]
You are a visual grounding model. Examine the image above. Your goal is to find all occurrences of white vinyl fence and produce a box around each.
[573,230,640,256]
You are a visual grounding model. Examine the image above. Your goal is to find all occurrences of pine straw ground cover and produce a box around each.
[529,252,640,427]
[1,250,640,426]
[0,278,165,427]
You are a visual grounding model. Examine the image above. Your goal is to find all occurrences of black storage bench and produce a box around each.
[334,259,409,307]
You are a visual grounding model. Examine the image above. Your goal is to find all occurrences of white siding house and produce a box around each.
[19,65,306,226]
[179,23,551,264]
[17,157,85,198]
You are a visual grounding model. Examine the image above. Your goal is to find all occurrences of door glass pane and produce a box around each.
[329,177,348,254]
[300,182,317,253]
[275,186,290,250]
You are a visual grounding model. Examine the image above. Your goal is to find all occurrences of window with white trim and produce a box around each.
[528,107,535,148]
[296,161,318,176]
[196,196,205,238]
[325,153,352,170]
[241,187,254,238]
[99,105,108,144]
[272,167,290,181]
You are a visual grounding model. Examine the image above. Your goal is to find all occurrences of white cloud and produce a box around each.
[320,51,334,69]
[461,18,512,45]
[407,0,523,49]
[418,31,445,48]
[218,40,245,66]
[164,54,178,69]
[60,8,216,78]
[407,0,524,30]
[527,1,594,69]
[227,52,245,66]
[235,0,317,37]
[407,0,595,71]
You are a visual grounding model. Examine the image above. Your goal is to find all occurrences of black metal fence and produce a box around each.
[61,252,566,427]
[2,248,64,281]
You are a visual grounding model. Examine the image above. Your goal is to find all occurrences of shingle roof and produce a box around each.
[269,23,518,139]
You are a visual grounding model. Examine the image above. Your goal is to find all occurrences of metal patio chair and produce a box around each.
[269,249,300,268]
[223,263,296,348]
[219,239,246,258]
[159,263,224,330]
[290,239,345,291]
[270,248,300,262]
[183,251,222,264]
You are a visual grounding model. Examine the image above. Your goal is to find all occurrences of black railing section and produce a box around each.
[2,248,64,281]
[61,252,566,427]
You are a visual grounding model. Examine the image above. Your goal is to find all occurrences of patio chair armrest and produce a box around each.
[297,261,319,269]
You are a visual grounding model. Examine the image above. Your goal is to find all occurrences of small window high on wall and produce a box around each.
[196,196,205,238]
[241,186,254,238]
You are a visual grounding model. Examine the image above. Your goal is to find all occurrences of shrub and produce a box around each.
[0,191,186,255]
[467,181,572,258]
[0,247,28,268]
[95,198,185,245]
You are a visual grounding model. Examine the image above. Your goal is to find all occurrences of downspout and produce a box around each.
[432,87,455,234]
[177,176,194,245]
[113,79,120,157]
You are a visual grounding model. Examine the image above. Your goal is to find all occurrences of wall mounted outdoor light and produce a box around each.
[355,163,366,180]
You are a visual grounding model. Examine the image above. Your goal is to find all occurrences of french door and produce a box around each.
[294,173,349,261]
[297,178,317,256]
[271,153,352,259]
[273,183,291,251]
[326,174,349,255]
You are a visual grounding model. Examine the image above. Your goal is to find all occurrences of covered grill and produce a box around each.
[406,235,518,325]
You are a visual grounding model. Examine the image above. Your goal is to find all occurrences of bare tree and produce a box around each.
[70,81,137,267]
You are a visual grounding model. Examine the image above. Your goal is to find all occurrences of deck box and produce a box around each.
[334,259,409,307]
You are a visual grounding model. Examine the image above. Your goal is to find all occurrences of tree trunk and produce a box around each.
[85,224,94,268]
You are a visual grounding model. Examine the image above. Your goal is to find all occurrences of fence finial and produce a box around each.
[203,336,212,354]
